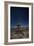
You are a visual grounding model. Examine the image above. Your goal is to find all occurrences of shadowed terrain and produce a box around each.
[10,25,29,39]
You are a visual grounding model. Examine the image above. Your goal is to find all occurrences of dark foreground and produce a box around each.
[10,27,29,39]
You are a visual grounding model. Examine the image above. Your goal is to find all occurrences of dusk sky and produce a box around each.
[10,7,29,27]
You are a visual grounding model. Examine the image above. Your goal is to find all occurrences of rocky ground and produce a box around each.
[10,27,29,39]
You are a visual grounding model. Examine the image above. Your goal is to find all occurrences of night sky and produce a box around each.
[10,7,29,27]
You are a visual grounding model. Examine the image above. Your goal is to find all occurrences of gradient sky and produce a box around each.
[10,7,29,27]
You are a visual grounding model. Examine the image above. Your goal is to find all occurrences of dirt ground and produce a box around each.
[10,27,29,39]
